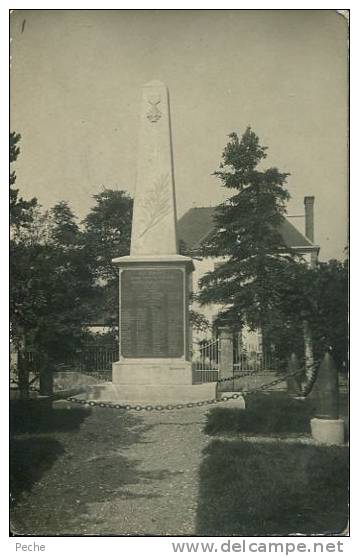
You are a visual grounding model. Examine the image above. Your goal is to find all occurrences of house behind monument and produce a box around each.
[178,196,320,351]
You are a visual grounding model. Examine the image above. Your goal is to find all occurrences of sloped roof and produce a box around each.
[178,207,216,249]
[279,218,313,248]
[177,206,315,250]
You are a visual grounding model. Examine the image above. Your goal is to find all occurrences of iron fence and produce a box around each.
[234,344,279,372]
[77,344,118,372]
[12,344,119,375]
[192,338,219,383]
[12,340,279,383]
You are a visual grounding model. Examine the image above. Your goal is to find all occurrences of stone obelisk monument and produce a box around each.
[103,80,216,404]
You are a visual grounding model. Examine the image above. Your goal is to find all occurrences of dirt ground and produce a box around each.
[11,400,211,535]
[10,393,349,536]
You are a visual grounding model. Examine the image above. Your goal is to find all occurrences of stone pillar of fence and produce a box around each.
[218,327,234,380]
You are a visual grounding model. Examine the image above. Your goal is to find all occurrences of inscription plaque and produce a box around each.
[120,268,184,358]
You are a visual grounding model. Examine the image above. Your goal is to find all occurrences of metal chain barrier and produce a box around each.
[64,360,320,411]
[10,360,321,412]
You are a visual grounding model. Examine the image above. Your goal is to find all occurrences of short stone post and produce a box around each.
[286,353,302,397]
[218,327,234,381]
[310,351,345,444]
[17,348,30,400]
[303,319,314,375]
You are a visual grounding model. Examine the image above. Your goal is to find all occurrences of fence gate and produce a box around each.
[192,336,279,385]
[192,338,219,384]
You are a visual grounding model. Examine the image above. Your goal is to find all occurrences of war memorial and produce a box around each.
[85,80,217,404]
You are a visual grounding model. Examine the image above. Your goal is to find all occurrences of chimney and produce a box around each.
[304,196,315,243]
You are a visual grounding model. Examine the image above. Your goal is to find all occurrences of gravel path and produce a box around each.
[11,401,212,535]
[88,407,210,535]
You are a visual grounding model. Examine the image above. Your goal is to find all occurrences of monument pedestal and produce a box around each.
[93,255,217,404]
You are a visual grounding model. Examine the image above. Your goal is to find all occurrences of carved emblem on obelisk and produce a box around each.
[146,94,162,123]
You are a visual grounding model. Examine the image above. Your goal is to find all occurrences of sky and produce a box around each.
[10,9,348,261]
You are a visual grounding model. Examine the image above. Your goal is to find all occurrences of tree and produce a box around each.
[10,132,39,398]
[10,132,37,230]
[83,189,133,283]
[310,259,348,368]
[280,259,348,370]
[197,127,299,348]
[10,195,96,396]
[10,136,134,395]
[189,306,210,333]
[82,189,133,326]
[33,209,96,394]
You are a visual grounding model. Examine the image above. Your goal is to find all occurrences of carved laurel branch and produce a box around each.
[137,173,171,239]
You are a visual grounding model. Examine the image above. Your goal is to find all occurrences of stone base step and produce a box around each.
[76,381,218,404]
[112,360,192,385]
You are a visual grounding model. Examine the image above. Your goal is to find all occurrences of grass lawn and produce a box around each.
[204,392,348,437]
[197,392,349,536]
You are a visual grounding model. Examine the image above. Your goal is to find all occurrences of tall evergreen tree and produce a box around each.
[198,127,299,342]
